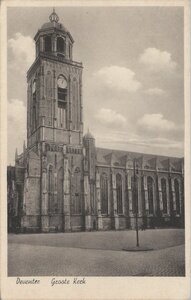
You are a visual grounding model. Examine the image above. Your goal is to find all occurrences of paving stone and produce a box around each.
[8,229,185,277]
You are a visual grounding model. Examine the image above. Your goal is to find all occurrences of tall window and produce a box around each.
[100,173,108,214]
[131,176,138,214]
[71,167,81,214]
[57,167,63,214]
[90,182,96,214]
[57,37,65,54]
[46,71,53,126]
[116,174,123,214]
[147,176,154,214]
[161,178,167,214]
[72,78,79,130]
[32,79,36,131]
[48,165,53,212]
[57,75,67,128]
[44,36,52,52]
[174,179,180,214]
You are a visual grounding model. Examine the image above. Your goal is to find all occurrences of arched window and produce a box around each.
[32,79,36,131]
[48,165,53,212]
[161,178,167,213]
[57,75,67,128]
[90,182,96,214]
[71,167,81,214]
[116,174,123,214]
[100,173,108,214]
[46,71,53,126]
[57,37,65,54]
[72,78,79,130]
[57,167,63,214]
[131,176,138,214]
[147,176,154,214]
[44,36,52,52]
[174,179,180,214]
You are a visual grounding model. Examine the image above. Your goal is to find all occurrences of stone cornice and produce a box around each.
[95,163,183,175]
[34,27,74,44]
[27,52,83,81]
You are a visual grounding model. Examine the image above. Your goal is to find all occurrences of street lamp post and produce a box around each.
[123,158,153,252]
[133,158,139,247]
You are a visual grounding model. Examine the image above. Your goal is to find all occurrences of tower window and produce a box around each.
[57,75,67,128]
[57,37,65,54]
[44,36,52,52]
[32,79,37,131]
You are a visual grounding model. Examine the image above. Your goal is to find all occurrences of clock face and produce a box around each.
[32,80,36,93]
[57,76,67,89]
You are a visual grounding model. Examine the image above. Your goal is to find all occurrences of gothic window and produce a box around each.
[100,173,108,214]
[48,165,53,212]
[57,37,65,54]
[72,167,81,214]
[161,178,167,213]
[32,79,37,131]
[46,71,53,125]
[147,176,154,214]
[72,78,79,130]
[57,75,67,128]
[116,174,123,214]
[55,154,57,168]
[90,182,96,214]
[57,167,63,214]
[131,176,138,214]
[174,179,180,214]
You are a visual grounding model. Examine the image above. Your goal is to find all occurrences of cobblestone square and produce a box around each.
[8,229,185,277]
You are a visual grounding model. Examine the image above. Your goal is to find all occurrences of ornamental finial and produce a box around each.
[49,8,59,23]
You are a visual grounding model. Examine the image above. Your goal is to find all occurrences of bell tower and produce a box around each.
[23,10,84,233]
[27,9,83,149]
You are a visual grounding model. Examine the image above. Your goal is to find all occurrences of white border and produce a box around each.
[1,1,190,299]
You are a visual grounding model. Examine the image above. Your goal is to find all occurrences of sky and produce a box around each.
[7,6,184,164]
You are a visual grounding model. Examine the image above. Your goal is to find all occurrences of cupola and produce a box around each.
[34,9,74,60]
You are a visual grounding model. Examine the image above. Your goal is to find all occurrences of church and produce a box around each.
[7,10,184,233]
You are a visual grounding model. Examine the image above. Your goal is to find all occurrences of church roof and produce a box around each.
[95,147,183,171]
[41,21,68,32]
[35,9,73,42]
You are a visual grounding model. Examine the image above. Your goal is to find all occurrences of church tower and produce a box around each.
[22,10,84,232]
[27,9,83,147]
